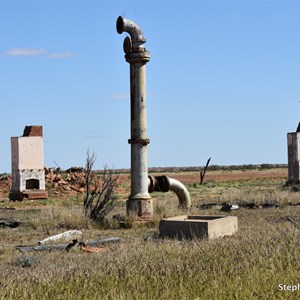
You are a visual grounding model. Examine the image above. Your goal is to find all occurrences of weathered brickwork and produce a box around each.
[23,125,43,137]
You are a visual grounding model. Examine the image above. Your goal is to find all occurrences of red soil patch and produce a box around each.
[165,169,288,184]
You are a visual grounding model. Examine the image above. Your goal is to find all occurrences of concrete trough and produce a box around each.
[159,215,238,239]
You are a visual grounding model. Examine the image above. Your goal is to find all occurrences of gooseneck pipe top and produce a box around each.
[116,16,146,43]
[116,16,150,56]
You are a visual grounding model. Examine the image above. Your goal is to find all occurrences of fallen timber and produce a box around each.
[16,237,121,252]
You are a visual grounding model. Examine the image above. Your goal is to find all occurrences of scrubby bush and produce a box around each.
[83,151,119,224]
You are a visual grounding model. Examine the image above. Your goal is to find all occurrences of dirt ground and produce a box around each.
[0,168,288,200]
[162,168,288,184]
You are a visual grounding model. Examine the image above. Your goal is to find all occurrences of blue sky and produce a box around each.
[0,0,299,172]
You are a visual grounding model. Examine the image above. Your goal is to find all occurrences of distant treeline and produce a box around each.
[112,164,287,174]
[200,163,287,171]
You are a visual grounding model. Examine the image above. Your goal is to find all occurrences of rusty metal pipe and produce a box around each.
[148,175,191,209]
[117,16,152,218]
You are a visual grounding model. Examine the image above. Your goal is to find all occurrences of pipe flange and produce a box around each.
[128,138,150,146]
[157,175,170,192]
[125,51,150,64]
[148,175,170,193]
[148,175,155,193]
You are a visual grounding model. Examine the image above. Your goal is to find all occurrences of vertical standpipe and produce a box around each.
[116,16,153,218]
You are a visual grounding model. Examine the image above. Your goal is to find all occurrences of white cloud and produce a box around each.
[4,48,74,59]
[111,93,129,100]
[6,48,46,56]
[47,51,74,59]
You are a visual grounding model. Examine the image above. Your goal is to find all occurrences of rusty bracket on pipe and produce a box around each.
[128,138,150,146]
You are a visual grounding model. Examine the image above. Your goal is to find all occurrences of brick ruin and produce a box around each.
[9,125,48,200]
[287,122,300,184]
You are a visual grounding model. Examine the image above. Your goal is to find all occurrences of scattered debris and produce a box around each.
[38,230,83,245]
[66,239,78,252]
[83,237,121,247]
[66,166,84,173]
[45,167,86,195]
[16,237,121,253]
[0,220,22,228]
[260,202,279,209]
[16,243,75,253]
[288,202,300,206]
[80,244,107,253]
[0,173,10,181]
[197,201,286,211]
[237,202,256,209]
[220,203,239,212]
[197,202,240,211]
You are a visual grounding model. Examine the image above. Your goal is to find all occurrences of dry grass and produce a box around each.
[1,169,300,299]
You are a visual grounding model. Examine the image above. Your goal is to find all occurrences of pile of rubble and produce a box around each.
[1,167,125,200]
[45,167,86,196]
[0,174,11,199]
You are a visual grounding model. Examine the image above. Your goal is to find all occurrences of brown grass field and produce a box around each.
[1,167,300,299]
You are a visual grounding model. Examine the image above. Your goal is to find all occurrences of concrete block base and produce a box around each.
[126,199,153,219]
[159,215,238,239]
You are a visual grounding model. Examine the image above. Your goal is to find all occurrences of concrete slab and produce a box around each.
[159,215,238,239]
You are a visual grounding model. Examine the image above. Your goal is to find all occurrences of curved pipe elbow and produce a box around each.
[168,178,192,209]
[116,16,146,42]
[148,175,191,209]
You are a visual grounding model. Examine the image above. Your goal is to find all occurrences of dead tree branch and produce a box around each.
[200,157,211,184]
